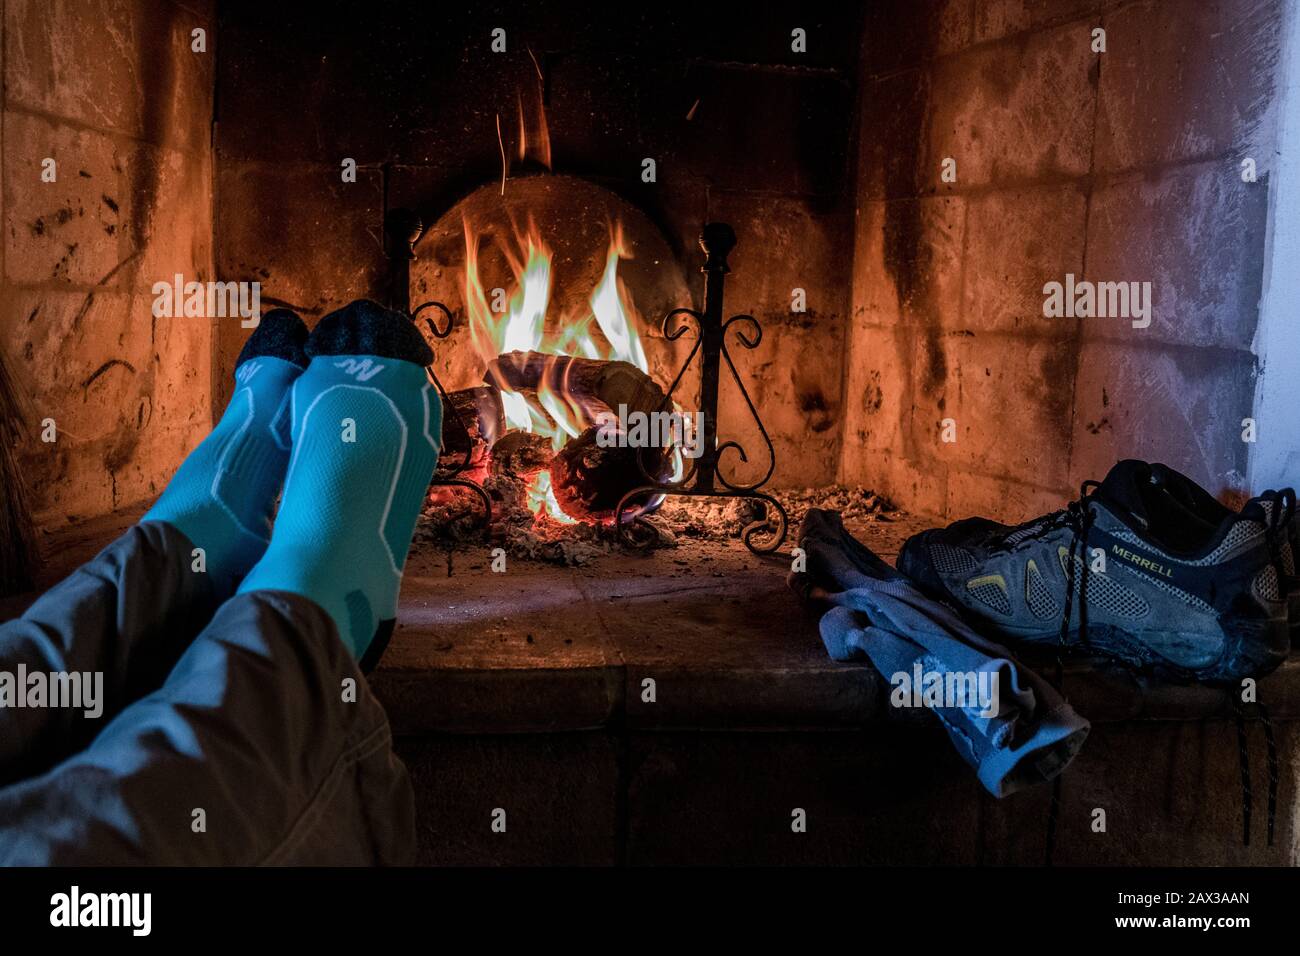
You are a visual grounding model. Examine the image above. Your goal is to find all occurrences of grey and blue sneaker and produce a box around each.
[1119,463,1298,648]
[897,460,1290,684]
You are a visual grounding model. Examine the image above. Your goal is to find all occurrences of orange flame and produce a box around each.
[517,89,552,169]
[464,209,684,522]
[525,470,576,524]
[590,224,647,372]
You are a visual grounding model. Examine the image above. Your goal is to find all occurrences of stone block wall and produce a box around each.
[6,0,1293,526]
[842,0,1285,521]
[0,0,215,525]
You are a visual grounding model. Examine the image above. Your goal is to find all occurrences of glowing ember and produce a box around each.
[525,470,577,524]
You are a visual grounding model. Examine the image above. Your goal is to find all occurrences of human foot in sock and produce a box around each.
[143,309,309,596]
[237,299,440,669]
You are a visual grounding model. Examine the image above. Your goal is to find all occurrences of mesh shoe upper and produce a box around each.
[896,460,1290,684]
[1256,489,1299,639]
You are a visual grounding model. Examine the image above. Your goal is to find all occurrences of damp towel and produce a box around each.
[794,508,1089,798]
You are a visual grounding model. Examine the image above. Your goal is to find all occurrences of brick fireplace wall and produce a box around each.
[212,1,863,488]
[0,0,216,525]
[842,0,1287,522]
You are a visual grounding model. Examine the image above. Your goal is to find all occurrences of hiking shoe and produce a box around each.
[1124,463,1298,649]
[896,460,1290,684]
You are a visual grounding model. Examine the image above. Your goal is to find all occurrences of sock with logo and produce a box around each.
[142,309,308,596]
[237,299,440,668]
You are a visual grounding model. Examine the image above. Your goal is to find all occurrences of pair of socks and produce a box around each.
[143,300,439,664]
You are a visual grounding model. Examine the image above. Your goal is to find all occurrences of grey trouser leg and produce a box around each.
[0,522,415,865]
[0,522,220,785]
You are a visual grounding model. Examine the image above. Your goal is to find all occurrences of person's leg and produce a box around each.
[238,299,438,667]
[0,300,437,864]
[0,591,413,866]
[0,523,217,787]
[0,311,308,784]
[141,307,311,599]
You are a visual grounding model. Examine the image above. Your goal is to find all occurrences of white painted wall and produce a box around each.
[1252,0,1300,491]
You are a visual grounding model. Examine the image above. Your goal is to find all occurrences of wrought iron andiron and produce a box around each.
[615,223,788,554]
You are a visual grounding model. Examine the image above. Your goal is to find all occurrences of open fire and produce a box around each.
[411,90,784,557]
[409,84,686,529]
[462,217,667,524]
[434,203,690,533]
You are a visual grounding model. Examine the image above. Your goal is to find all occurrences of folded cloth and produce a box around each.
[793,509,1089,798]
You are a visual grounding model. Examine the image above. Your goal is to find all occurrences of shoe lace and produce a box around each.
[984,507,1078,554]
[1057,479,1102,658]
[1233,694,1278,849]
[1044,479,1100,866]
[1263,487,1295,581]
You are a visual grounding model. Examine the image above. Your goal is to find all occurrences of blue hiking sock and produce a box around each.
[143,309,309,596]
[238,300,440,668]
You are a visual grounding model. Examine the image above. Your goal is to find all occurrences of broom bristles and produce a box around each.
[0,352,40,595]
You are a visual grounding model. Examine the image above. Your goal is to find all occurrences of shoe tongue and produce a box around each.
[1094,459,1156,530]
[1097,459,1228,552]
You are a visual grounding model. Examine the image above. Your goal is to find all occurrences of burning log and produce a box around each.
[550,425,673,518]
[483,350,675,521]
[485,351,669,427]
[491,428,554,475]
[440,385,503,469]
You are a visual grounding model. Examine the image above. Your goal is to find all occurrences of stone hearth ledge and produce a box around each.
[372,516,1300,734]
[5,507,1296,734]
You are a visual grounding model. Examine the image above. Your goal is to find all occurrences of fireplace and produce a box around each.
[385,165,792,552]
[2,0,1298,871]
